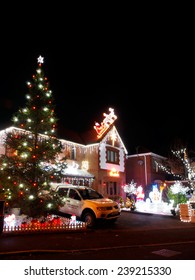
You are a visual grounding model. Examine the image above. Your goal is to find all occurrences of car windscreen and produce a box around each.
[78,188,103,200]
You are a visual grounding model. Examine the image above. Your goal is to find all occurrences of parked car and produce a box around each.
[50,183,121,227]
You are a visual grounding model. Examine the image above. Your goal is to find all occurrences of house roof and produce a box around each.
[0,124,128,153]
[57,123,128,154]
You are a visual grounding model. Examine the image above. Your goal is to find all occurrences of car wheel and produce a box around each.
[82,211,96,228]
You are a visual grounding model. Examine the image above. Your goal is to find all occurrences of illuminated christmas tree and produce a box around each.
[0,56,66,217]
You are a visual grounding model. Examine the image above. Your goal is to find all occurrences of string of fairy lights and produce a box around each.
[155,148,195,184]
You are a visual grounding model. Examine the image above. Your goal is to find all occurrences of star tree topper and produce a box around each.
[37,55,44,64]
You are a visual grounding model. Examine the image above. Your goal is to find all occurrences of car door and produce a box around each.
[65,188,83,217]
[57,187,69,214]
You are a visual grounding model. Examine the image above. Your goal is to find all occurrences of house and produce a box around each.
[57,108,128,199]
[125,152,168,195]
[0,108,128,200]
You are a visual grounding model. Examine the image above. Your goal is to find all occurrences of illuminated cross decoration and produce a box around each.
[37,55,44,64]
[110,130,117,146]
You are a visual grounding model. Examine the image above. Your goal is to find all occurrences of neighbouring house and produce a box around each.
[125,152,168,195]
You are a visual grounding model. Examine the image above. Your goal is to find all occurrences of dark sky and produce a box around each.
[0,16,193,157]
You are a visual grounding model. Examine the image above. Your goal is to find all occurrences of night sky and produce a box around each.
[0,19,193,157]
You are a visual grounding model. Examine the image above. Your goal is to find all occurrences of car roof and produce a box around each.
[50,182,72,191]
[50,183,92,191]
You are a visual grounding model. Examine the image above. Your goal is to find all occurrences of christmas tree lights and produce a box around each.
[0,56,67,218]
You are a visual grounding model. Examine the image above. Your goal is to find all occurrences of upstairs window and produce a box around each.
[107,148,119,164]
